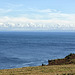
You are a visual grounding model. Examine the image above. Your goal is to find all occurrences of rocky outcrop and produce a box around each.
[48,53,75,65]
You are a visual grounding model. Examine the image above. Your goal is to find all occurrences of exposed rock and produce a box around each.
[48,53,75,65]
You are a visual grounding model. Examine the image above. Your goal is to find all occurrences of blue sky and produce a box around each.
[0,0,75,31]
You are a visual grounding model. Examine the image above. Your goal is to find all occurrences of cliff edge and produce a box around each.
[48,53,75,65]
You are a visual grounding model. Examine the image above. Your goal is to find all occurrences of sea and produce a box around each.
[0,32,75,69]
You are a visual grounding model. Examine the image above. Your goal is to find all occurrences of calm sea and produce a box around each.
[0,32,75,69]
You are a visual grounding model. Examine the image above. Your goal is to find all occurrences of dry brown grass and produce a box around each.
[0,64,75,75]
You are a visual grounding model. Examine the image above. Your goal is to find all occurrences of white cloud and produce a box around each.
[27,8,60,13]
[0,8,12,13]
[5,3,24,9]
[0,8,75,31]
[0,16,75,31]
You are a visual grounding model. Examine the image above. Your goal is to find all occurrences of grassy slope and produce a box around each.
[0,64,75,75]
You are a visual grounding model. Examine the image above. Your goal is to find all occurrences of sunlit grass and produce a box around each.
[0,64,75,75]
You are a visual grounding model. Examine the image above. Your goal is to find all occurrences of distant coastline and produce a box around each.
[42,53,75,66]
[0,53,75,75]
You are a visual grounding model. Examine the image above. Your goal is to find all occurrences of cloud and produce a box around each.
[26,8,60,13]
[0,8,12,13]
[0,16,75,31]
[0,8,75,31]
[5,2,24,8]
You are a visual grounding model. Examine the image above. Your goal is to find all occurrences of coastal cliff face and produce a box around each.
[48,53,75,65]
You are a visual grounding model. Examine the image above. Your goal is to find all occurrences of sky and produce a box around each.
[0,0,75,31]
